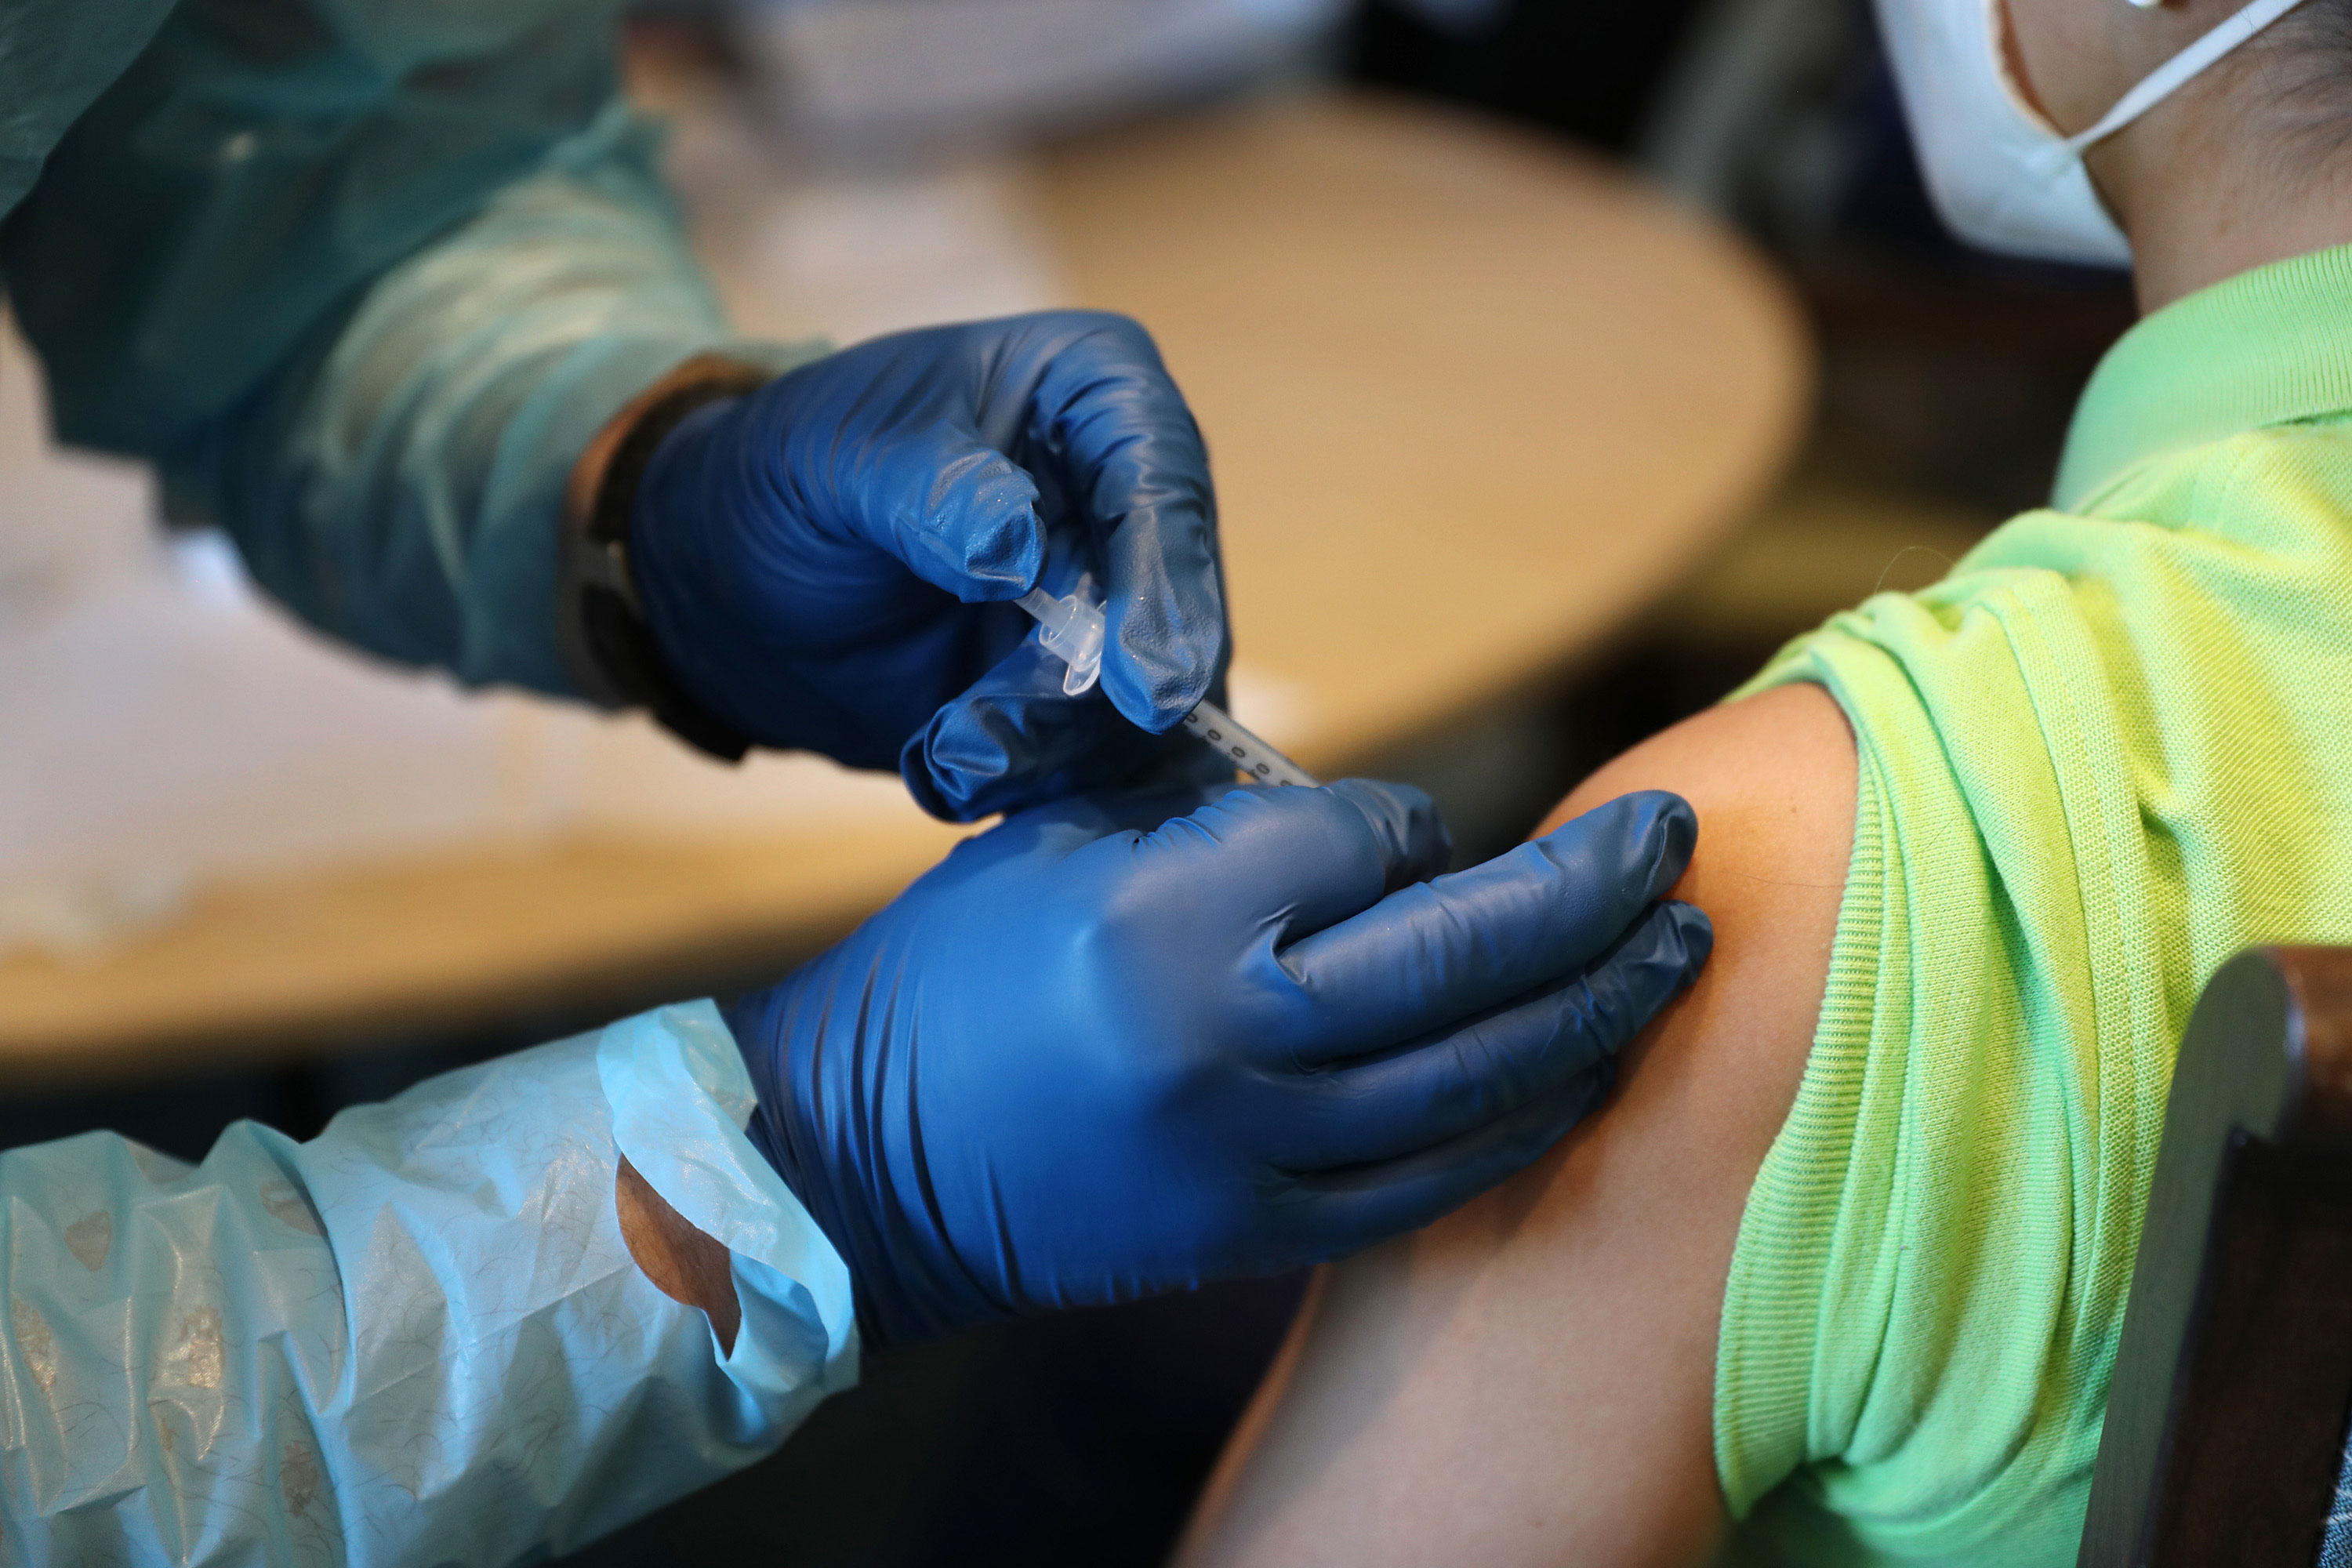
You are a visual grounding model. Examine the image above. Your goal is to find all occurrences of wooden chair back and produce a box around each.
[2079,946,2352,1566]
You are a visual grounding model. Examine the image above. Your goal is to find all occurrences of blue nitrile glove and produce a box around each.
[629,311,1227,821]
[724,782,1713,1348]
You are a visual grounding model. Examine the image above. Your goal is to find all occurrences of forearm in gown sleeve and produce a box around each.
[0,1002,857,1566]
[0,0,821,697]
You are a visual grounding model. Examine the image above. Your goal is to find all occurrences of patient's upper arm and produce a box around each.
[1175,681,1857,1568]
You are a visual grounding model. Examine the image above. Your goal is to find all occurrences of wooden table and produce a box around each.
[0,91,1809,1086]
[1039,95,1809,757]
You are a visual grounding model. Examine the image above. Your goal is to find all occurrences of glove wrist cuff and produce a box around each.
[558,355,771,761]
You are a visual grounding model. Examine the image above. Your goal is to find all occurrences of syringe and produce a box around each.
[1018,583,1320,789]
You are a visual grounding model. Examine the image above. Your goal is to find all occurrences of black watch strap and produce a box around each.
[557,358,770,762]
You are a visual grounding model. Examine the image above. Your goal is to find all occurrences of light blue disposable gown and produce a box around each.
[1,0,860,1560]
[0,1007,857,1565]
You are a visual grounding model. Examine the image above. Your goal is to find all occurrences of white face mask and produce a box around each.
[1874,0,2312,266]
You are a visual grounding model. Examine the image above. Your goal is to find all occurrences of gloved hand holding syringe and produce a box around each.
[1017,581,1320,788]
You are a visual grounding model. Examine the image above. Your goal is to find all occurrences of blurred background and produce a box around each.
[0,0,2136,1560]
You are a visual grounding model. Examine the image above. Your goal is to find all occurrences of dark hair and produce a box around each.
[2263,1,2352,160]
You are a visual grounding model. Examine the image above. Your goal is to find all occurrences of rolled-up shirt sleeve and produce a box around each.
[0,1001,857,1566]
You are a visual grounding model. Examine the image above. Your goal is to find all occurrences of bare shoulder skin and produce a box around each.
[1174,681,1856,1568]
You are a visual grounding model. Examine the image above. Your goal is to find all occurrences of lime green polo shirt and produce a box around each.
[1712,243,2352,1565]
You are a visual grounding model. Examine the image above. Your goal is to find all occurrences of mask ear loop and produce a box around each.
[2060,0,2313,151]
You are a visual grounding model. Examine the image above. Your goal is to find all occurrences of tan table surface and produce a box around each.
[1037,95,1811,756]
[0,91,1809,1085]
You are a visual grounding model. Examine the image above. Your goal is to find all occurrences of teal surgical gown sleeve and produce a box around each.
[0,0,817,696]
[0,1001,858,1565]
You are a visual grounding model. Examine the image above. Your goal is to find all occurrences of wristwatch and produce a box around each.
[557,354,770,762]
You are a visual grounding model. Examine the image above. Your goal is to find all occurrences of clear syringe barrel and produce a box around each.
[1014,586,1320,787]
[1180,700,1318,787]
